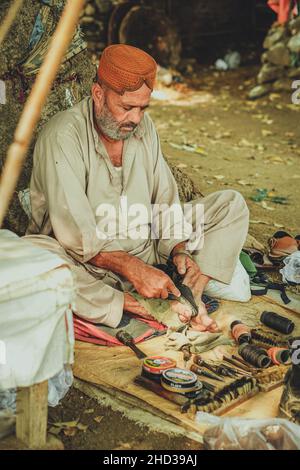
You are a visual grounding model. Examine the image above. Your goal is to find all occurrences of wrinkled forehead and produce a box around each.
[109,83,152,107]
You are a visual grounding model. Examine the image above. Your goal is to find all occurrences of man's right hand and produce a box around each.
[123,292,153,319]
[127,258,181,299]
[90,250,180,300]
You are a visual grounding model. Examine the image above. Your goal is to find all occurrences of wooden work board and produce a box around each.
[73,296,300,436]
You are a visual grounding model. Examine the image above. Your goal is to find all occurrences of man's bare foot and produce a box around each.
[190,301,219,332]
[125,293,219,332]
[169,300,193,324]
[170,300,219,332]
[124,292,192,324]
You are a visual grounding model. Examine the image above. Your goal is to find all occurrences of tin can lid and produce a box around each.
[142,356,177,375]
[161,367,198,387]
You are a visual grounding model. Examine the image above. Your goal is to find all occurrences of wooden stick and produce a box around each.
[0,0,85,227]
[16,381,48,448]
[0,0,24,47]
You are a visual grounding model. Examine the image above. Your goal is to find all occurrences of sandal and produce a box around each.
[243,248,276,271]
[268,231,299,265]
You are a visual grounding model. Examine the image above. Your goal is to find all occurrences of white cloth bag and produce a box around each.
[0,230,75,389]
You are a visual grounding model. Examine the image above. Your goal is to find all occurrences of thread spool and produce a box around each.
[142,356,176,382]
[260,311,295,335]
[267,347,291,365]
[231,320,251,344]
[238,343,271,369]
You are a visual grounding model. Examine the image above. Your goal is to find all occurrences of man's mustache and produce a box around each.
[120,123,137,130]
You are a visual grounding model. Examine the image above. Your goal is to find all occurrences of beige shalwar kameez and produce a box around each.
[25,97,249,327]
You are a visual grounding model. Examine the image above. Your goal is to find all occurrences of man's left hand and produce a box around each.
[172,253,204,299]
[171,245,219,332]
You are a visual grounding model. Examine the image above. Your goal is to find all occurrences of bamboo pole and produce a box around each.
[0,0,24,48]
[0,0,85,227]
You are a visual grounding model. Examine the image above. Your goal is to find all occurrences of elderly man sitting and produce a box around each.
[24,44,250,332]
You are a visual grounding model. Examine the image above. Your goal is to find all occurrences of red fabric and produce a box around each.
[268,0,298,24]
[97,44,157,94]
[73,314,166,346]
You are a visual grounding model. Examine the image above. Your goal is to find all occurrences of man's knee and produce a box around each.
[221,189,249,214]
[230,190,249,219]
[204,280,251,303]
[204,260,251,302]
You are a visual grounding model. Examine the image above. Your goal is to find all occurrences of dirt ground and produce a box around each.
[150,65,300,246]
[48,387,202,450]
[48,64,299,450]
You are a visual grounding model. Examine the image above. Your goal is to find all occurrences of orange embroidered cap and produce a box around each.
[97,44,157,94]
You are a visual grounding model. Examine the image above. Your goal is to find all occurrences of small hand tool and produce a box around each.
[232,354,256,369]
[181,344,192,368]
[190,364,224,382]
[194,356,236,378]
[116,330,147,359]
[223,355,254,371]
[218,363,239,377]
[200,380,217,393]
[222,357,253,376]
[223,364,245,377]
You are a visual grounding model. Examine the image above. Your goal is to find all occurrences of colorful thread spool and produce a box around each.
[267,347,291,365]
[231,320,251,344]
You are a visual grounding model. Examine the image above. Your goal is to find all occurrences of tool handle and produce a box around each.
[222,357,253,376]
[232,354,255,369]
[129,344,147,359]
[116,330,134,346]
[193,355,204,366]
[116,330,147,359]
[182,345,191,364]
[191,364,223,382]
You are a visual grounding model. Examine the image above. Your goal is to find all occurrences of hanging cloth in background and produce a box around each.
[268,0,299,24]
[18,0,87,77]
[0,0,87,102]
